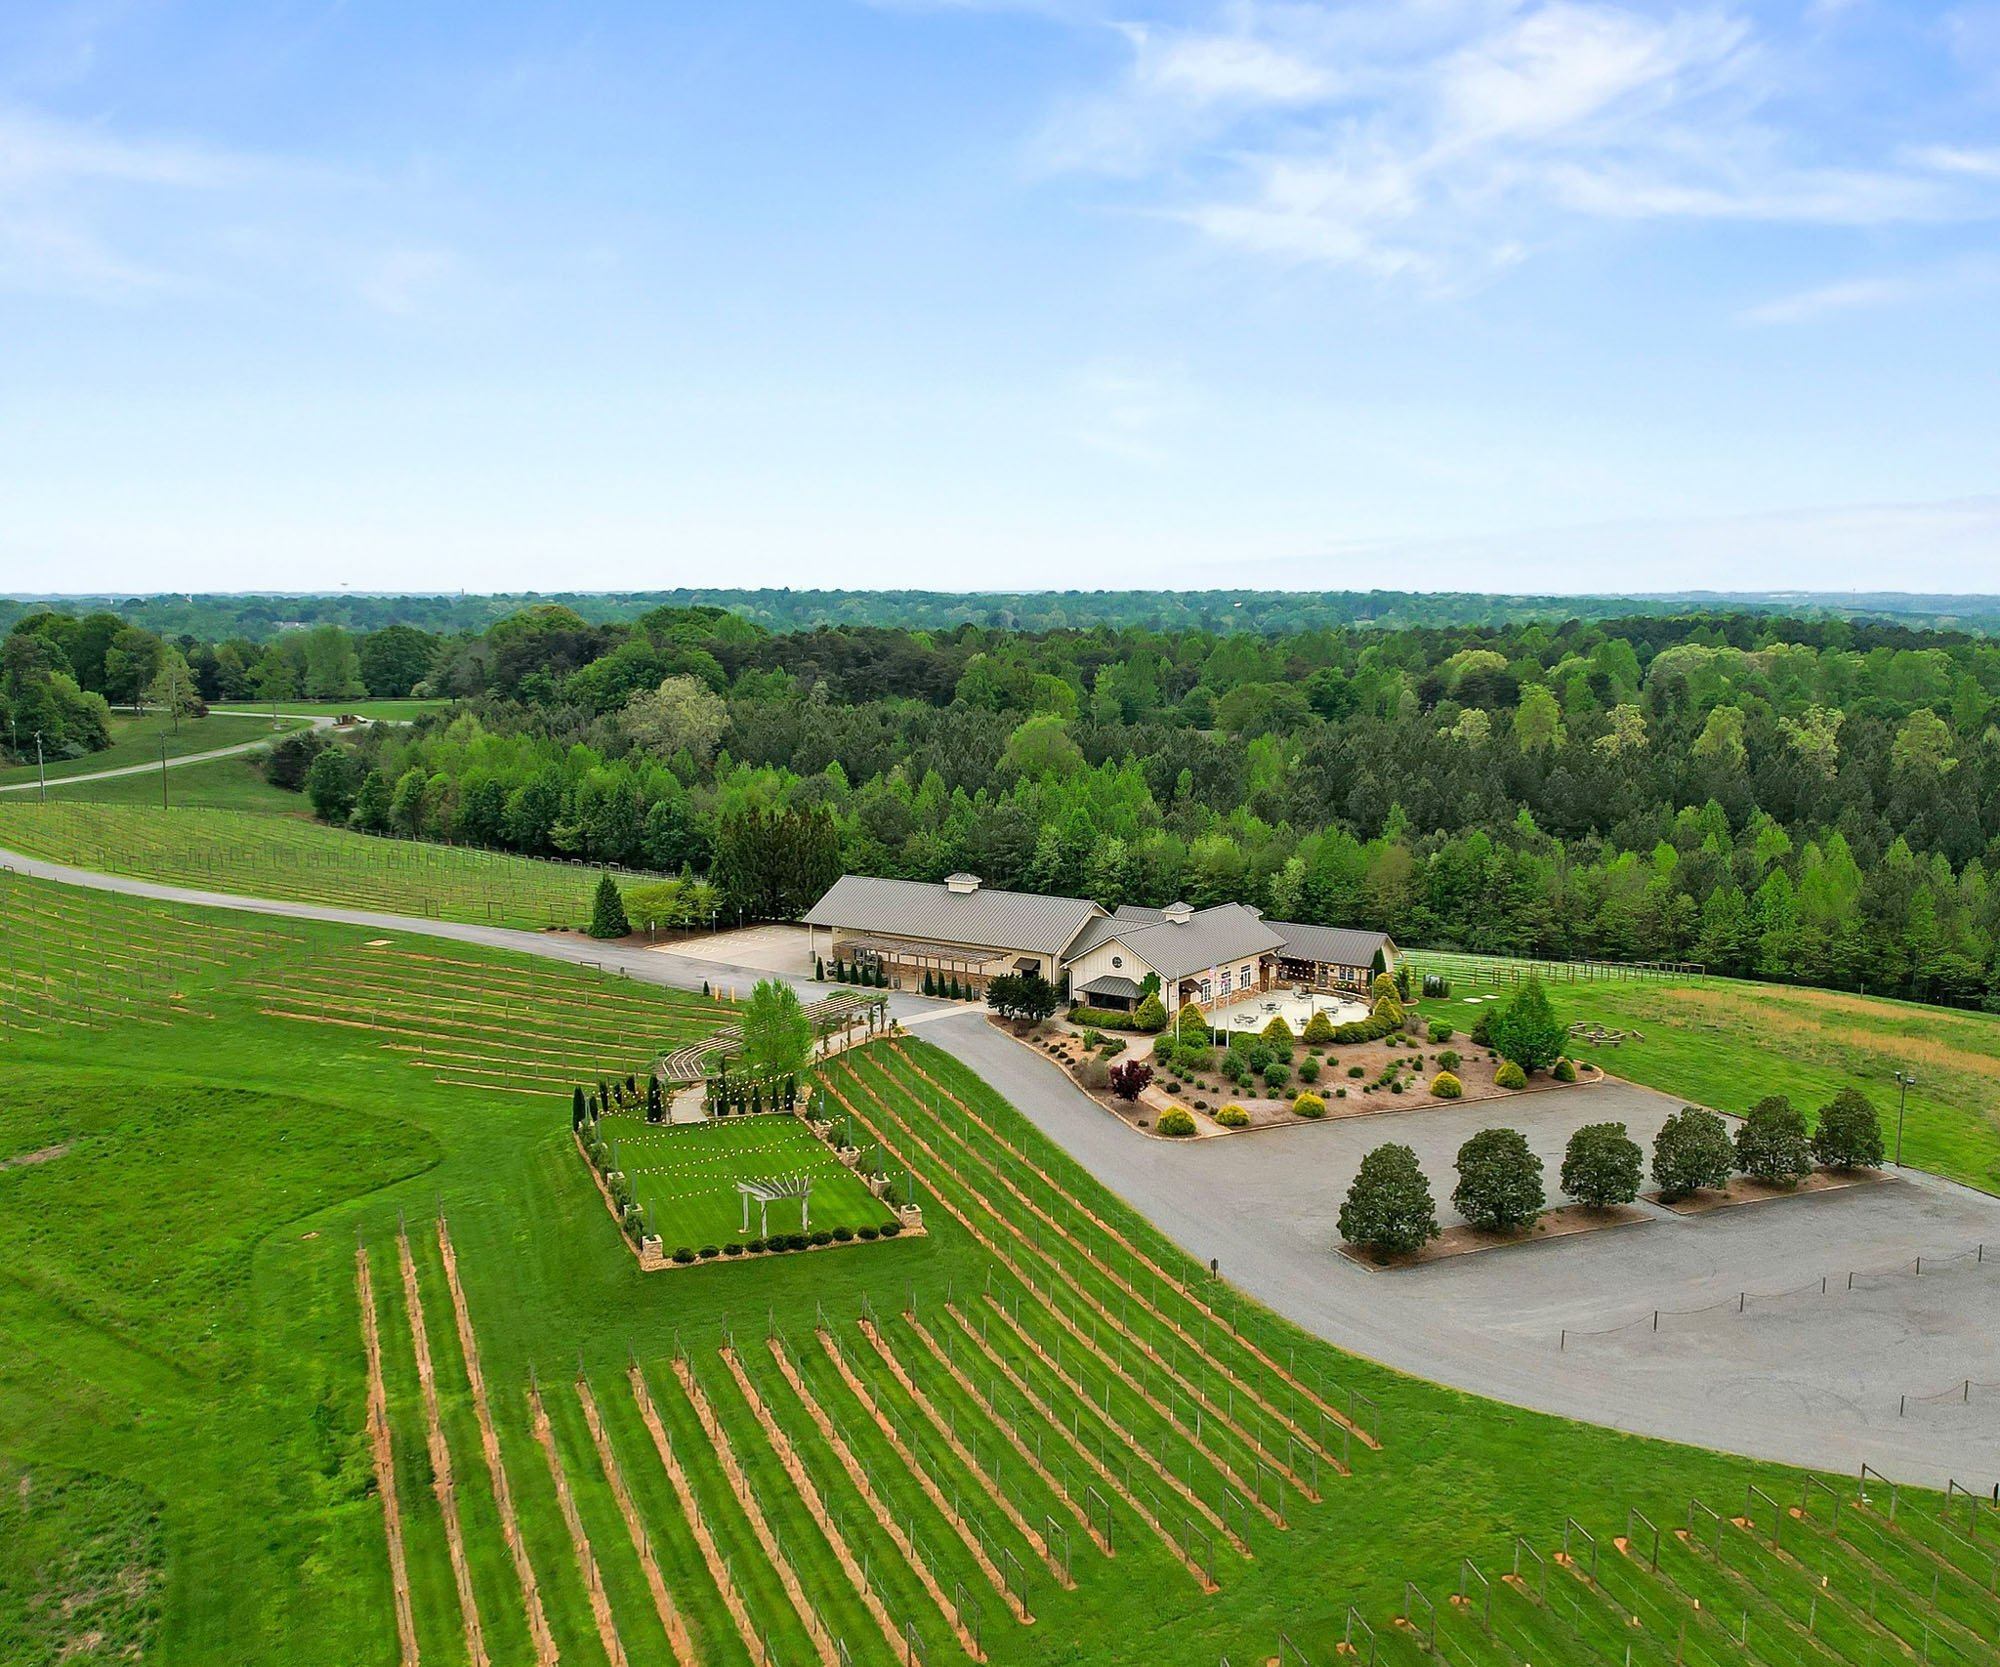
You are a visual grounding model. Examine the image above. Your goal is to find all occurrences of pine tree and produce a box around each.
[588,872,631,939]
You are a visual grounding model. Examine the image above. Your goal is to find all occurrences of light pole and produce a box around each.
[1892,1070,1916,1168]
[34,730,46,803]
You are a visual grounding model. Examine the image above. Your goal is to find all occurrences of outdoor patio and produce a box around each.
[1206,988,1372,1038]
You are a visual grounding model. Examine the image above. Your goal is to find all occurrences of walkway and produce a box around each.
[5,839,1996,1489]
[0,717,332,795]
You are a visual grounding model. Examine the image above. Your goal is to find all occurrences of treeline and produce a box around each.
[10,585,2000,643]
[15,597,2000,1008]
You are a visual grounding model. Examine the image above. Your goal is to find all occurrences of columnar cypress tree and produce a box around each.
[572,1085,587,1130]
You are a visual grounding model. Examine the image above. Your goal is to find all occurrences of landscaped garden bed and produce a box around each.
[1338,1201,1653,1269]
[1647,1167,1891,1214]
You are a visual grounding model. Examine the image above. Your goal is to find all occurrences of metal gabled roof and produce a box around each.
[802,874,1105,958]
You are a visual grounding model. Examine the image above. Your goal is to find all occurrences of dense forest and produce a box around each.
[8,598,2000,1008]
[8,586,2000,642]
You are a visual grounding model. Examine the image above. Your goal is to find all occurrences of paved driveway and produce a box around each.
[923,1011,2000,1491]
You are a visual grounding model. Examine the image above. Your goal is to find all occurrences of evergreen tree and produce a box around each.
[1338,1144,1440,1259]
[588,872,631,938]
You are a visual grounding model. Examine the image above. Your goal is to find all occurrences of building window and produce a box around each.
[1110,955,1122,969]
[1198,979,1212,1002]
[1220,968,1232,995]
[1241,963,1252,985]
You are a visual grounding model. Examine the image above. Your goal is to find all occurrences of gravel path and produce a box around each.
[0,716,331,794]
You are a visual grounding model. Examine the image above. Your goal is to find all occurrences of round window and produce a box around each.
[1110,955,1122,968]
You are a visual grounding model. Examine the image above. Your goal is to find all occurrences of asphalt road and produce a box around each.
[8,847,1997,1487]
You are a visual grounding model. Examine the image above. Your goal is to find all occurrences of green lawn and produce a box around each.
[593,1112,897,1251]
[0,710,304,788]
[41,749,306,811]
[1,870,1980,1667]
[0,802,626,928]
[1420,972,2000,1195]
[0,1457,163,1667]
[211,698,452,723]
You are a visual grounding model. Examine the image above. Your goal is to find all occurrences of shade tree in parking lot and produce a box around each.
[1559,1121,1643,1208]
[1735,1094,1813,1188]
[1810,1087,1885,1171]
[1651,1106,1736,1202]
[1338,1142,1440,1259]
[1451,1127,1545,1231]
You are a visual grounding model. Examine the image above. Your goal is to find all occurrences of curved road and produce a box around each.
[6,841,1996,1490]
[0,715,330,795]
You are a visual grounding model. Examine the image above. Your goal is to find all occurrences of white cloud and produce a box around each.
[1030,2,2000,283]
[0,105,264,191]
[357,247,460,317]
[1067,356,1200,463]
[1737,255,2000,324]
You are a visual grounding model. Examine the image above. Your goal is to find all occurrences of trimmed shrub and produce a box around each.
[1296,1055,1321,1084]
[1261,1061,1291,1091]
[1078,1056,1112,1090]
[1174,1001,1209,1042]
[1291,1092,1327,1120]
[881,1221,903,1238]
[1347,1064,1366,1078]
[1338,1143,1439,1258]
[1261,1015,1295,1050]
[1427,1020,1456,1043]
[747,1237,767,1253]
[1215,1103,1250,1128]
[724,1242,745,1256]
[1437,1049,1462,1071]
[858,1225,880,1241]
[810,1229,833,1246]
[1561,1122,1643,1208]
[1811,1087,1885,1171]
[1156,1106,1197,1137]
[1452,1127,1545,1231]
[1335,1087,1347,1098]
[1302,1010,1337,1044]
[1175,1042,1215,1077]
[1494,1060,1527,1090]
[1133,992,1169,1033]
[833,1225,854,1241]
[1430,1070,1463,1099]
[1552,1057,1577,1083]
[1736,1095,1812,1188]
[1652,1106,1735,1202]
[698,1244,720,1260]
[1369,971,1398,1004]
[672,1246,697,1264]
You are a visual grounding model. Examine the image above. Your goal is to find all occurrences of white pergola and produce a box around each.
[737,1174,814,1238]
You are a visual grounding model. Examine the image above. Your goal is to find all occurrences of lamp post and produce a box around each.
[1892,1070,1916,1168]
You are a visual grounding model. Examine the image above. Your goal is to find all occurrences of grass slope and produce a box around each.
[0,802,628,929]
[41,751,304,811]
[1,872,1979,1667]
[0,711,303,787]
[0,1457,164,1666]
[1420,974,2000,1194]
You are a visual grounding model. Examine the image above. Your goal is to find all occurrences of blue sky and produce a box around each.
[2,0,1998,595]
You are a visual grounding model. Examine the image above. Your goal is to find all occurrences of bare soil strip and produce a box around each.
[528,1380,631,1667]
[893,1314,1088,1580]
[357,1245,422,1667]
[774,1333,1025,1623]
[628,1364,774,1667]
[829,1065,1314,1506]
[397,1226,491,1667]
[724,1346,981,1660]
[941,1303,1216,1591]
[435,1217,558,1667]
[574,1377,700,1667]
[670,1355,845,1667]
[980,1292,1264,1541]
[892,1055,1376,1439]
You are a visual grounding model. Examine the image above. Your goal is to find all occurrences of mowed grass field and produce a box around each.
[1418,969,2000,1194]
[213,698,452,722]
[0,802,637,929]
[594,1112,897,1249]
[39,749,307,811]
[5,869,1993,1667]
[0,709,306,788]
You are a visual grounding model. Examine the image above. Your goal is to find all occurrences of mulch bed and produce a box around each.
[1646,1168,1891,1215]
[1339,1202,1653,1270]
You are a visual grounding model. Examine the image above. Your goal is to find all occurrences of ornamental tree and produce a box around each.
[1132,992,1169,1033]
[1560,1122,1643,1208]
[1811,1087,1885,1171]
[1302,1010,1337,1044]
[741,978,814,1079]
[588,872,631,939]
[1338,1144,1439,1259]
[1487,977,1566,1073]
[1108,1060,1153,1101]
[1735,1095,1812,1188]
[1452,1127,1545,1232]
[1652,1107,1735,1202]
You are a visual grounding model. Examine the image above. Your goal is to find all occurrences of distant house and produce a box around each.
[801,871,1394,1011]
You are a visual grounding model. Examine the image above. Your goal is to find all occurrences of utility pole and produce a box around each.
[1892,1071,1916,1168]
[162,731,170,809]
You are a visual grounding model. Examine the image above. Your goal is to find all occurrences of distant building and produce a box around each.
[801,872,1393,1010]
